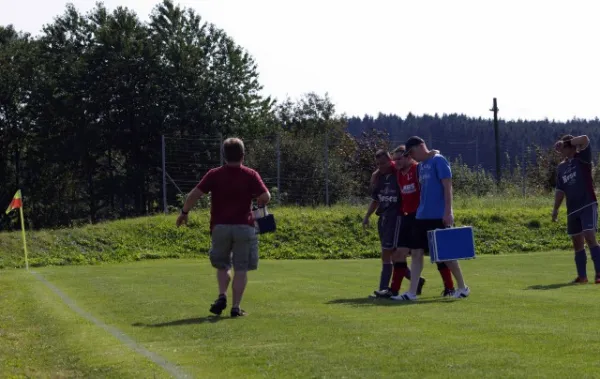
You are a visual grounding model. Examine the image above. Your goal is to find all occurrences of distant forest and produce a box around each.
[346,113,600,173]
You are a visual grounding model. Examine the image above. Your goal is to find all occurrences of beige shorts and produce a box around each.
[209,225,259,271]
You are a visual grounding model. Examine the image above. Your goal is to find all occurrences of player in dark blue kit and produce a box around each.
[553,134,600,284]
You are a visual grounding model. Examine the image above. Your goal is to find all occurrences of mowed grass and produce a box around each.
[2,251,600,378]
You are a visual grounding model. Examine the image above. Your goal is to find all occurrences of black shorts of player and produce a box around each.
[567,203,598,236]
[413,218,447,254]
[377,214,402,250]
[397,212,419,250]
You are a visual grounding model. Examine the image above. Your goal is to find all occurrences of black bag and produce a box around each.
[252,205,276,234]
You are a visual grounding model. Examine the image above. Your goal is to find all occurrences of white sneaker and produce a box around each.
[390,292,417,301]
[453,287,470,298]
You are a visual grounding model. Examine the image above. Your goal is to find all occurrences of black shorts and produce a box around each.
[397,212,418,250]
[378,214,402,250]
[567,203,598,236]
[413,218,447,253]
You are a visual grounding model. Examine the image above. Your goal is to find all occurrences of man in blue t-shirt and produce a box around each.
[553,134,600,284]
[393,136,470,301]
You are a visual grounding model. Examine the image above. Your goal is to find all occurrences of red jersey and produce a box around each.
[397,163,420,215]
[197,165,268,231]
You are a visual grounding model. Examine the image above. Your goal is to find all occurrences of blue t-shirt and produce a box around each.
[555,143,597,215]
[416,154,452,219]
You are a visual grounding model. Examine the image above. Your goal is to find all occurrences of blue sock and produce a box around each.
[380,263,393,290]
[575,250,587,279]
[590,246,600,276]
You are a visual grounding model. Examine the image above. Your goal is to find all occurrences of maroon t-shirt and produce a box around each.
[196,165,268,231]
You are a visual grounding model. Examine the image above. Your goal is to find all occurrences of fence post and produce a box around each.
[219,133,224,166]
[325,128,330,206]
[276,133,281,205]
[475,137,479,197]
[161,135,167,214]
[522,141,526,197]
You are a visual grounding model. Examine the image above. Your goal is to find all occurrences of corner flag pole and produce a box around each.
[6,189,29,271]
[19,205,29,271]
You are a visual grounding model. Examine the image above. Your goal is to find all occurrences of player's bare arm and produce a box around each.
[571,135,590,149]
[363,200,378,229]
[176,187,205,227]
[257,191,272,207]
[556,135,590,151]
[441,178,454,227]
[370,170,380,190]
[552,189,565,222]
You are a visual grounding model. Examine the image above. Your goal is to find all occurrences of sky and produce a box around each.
[1,0,599,122]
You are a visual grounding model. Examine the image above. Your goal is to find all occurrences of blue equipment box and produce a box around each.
[427,226,476,263]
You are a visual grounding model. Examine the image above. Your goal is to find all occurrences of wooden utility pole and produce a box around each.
[490,98,501,184]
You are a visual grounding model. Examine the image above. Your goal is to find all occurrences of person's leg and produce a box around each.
[232,270,248,309]
[231,225,259,316]
[390,214,426,295]
[572,234,587,282]
[379,249,394,290]
[437,261,455,295]
[389,248,409,296]
[391,219,426,300]
[374,216,394,294]
[217,269,231,295]
[568,211,588,283]
[581,204,600,282]
[427,220,456,296]
[208,225,233,315]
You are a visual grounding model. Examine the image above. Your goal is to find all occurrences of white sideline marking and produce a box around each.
[31,271,189,379]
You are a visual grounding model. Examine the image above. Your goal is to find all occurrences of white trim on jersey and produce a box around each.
[392,216,401,248]
[567,202,598,217]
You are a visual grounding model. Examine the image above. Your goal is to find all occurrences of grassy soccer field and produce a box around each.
[2,252,600,378]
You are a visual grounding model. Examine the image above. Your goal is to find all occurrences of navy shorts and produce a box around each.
[567,203,598,236]
[397,212,418,250]
[413,218,446,253]
[378,214,402,250]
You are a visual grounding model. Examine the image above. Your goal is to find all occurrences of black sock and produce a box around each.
[575,250,587,279]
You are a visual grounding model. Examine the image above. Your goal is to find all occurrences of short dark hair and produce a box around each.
[375,149,391,159]
[561,134,574,148]
[223,138,245,162]
[392,145,406,155]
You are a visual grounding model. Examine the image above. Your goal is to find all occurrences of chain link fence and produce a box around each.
[161,133,573,211]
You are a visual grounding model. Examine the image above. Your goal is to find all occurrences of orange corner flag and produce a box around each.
[5,190,23,215]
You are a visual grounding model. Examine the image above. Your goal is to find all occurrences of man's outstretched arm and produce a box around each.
[177,187,205,227]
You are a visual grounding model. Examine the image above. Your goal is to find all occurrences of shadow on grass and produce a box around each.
[132,316,227,327]
[325,297,458,307]
[525,282,579,290]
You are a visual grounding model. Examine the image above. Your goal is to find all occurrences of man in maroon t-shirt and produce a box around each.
[176,138,271,317]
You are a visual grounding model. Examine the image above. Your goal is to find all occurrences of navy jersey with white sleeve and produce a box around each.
[555,143,597,215]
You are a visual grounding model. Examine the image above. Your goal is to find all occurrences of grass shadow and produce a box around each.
[132,316,227,327]
[525,282,579,290]
[325,297,458,307]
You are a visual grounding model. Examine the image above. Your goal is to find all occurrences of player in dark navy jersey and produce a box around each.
[553,134,600,284]
[364,149,421,298]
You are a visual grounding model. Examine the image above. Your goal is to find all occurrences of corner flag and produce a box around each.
[5,189,29,271]
[5,190,23,214]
